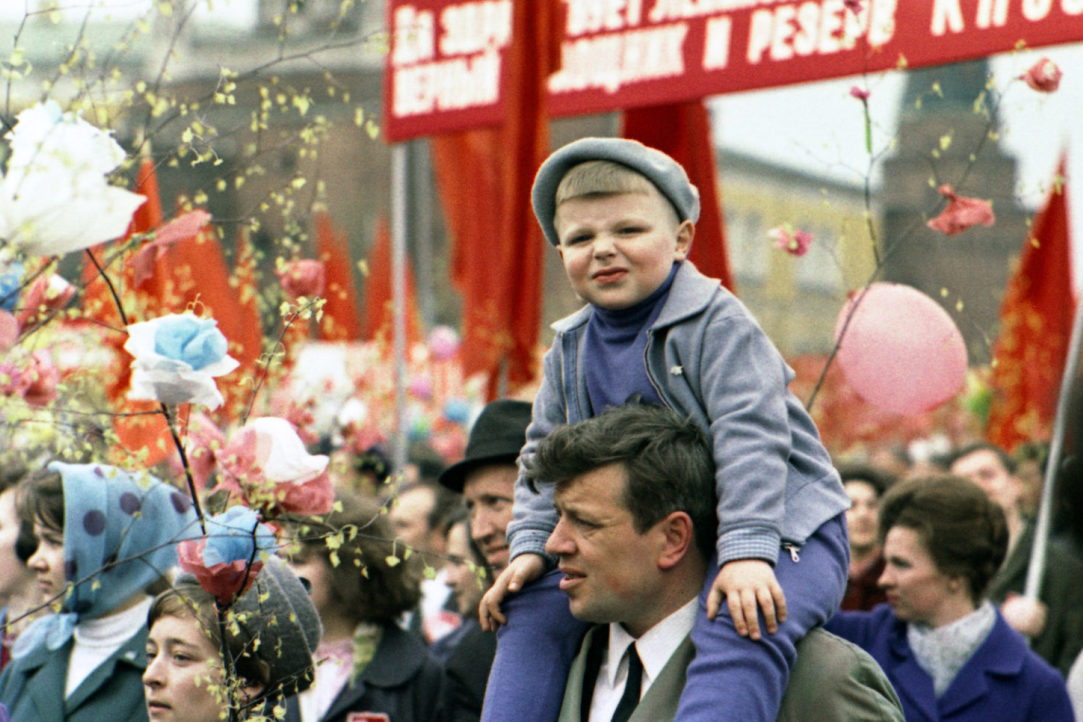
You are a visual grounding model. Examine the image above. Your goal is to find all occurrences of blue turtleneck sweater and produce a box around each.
[582,263,680,413]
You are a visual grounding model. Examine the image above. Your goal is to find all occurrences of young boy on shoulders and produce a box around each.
[478,138,851,722]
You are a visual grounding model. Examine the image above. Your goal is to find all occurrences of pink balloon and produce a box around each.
[834,283,967,416]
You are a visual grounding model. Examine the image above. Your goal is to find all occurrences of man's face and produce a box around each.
[389,486,437,554]
[544,463,665,637]
[950,449,1021,514]
[844,480,880,554]
[462,464,516,573]
[554,190,691,310]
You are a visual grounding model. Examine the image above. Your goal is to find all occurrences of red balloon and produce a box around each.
[834,283,968,416]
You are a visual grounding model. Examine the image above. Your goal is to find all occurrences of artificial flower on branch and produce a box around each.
[124,312,239,409]
[926,184,995,235]
[276,258,327,300]
[1020,57,1063,93]
[218,416,334,516]
[769,224,813,256]
[177,506,278,605]
[0,101,146,257]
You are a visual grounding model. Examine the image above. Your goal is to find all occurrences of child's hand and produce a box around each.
[707,559,787,640]
[478,553,547,632]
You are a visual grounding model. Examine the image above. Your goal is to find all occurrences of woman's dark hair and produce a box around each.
[148,582,270,701]
[284,490,421,625]
[878,474,1008,604]
[836,462,896,498]
[20,469,64,532]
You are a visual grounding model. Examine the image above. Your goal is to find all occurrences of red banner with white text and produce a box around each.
[384,0,1083,142]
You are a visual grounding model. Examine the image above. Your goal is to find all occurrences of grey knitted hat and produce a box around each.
[177,555,322,696]
[531,137,701,247]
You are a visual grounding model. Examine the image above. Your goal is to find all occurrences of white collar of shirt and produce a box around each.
[589,596,698,721]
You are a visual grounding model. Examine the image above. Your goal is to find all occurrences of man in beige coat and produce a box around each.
[526,404,902,722]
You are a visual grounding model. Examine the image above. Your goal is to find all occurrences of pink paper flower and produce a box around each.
[0,351,59,406]
[850,86,870,101]
[1020,58,1062,93]
[428,325,461,361]
[219,417,333,516]
[277,259,326,299]
[0,311,18,351]
[16,273,75,327]
[177,506,276,604]
[130,210,212,288]
[768,225,813,256]
[926,184,995,235]
[844,0,863,14]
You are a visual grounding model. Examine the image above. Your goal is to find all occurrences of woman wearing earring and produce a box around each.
[826,474,1073,722]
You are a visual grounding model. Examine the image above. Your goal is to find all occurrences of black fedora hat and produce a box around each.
[438,399,532,492]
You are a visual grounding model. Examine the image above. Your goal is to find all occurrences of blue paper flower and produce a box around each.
[152,314,229,371]
[202,506,277,567]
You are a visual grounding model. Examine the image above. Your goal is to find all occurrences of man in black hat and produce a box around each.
[438,398,532,722]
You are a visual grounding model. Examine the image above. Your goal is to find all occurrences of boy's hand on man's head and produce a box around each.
[707,559,787,640]
[478,552,547,632]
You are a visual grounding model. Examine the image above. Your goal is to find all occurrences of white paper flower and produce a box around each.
[0,100,146,256]
[124,313,239,409]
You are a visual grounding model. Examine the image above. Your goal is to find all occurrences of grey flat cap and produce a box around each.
[531,137,701,247]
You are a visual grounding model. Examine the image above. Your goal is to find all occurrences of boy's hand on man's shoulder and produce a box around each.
[479,553,547,632]
[708,559,787,641]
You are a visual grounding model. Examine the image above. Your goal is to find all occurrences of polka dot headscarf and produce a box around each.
[14,462,201,657]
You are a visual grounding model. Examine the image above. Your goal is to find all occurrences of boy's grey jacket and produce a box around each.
[507,261,851,566]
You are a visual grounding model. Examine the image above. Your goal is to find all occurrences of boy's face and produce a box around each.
[554,189,693,310]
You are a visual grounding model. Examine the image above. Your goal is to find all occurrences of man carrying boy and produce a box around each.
[537,404,902,721]
[479,138,851,721]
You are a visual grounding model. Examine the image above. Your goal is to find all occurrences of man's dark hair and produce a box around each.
[527,403,717,556]
[836,462,896,498]
[947,441,1016,475]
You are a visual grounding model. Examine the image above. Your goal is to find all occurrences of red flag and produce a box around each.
[430,0,557,398]
[360,215,422,344]
[315,212,364,342]
[986,156,1075,451]
[622,101,735,292]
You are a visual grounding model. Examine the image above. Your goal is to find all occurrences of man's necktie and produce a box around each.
[611,642,643,722]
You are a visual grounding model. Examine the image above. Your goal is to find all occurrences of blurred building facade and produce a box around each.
[0,1,1028,361]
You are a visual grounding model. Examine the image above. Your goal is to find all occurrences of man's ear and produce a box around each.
[657,511,693,571]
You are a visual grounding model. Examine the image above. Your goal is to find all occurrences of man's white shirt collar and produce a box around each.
[589,596,698,720]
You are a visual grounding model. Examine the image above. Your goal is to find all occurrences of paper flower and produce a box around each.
[0,261,23,312]
[16,273,75,327]
[130,210,212,287]
[124,313,240,409]
[926,184,995,236]
[0,100,146,256]
[1020,58,1062,93]
[849,85,870,101]
[0,312,17,351]
[768,224,813,256]
[219,417,333,516]
[177,506,277,604]
[277,259,326,299]
[0,350,59,406]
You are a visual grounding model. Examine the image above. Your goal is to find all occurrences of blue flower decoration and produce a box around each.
[0,261,24,312]
[153,315,229,371]
[203,506,277,567]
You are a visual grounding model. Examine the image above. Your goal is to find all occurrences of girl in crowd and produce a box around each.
[283,489,446,722]
[143,555,322,721]
[0,462,199,721]
[826,474,1074,721]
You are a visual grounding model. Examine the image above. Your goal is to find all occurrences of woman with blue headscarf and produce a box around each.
[0,462,200,721]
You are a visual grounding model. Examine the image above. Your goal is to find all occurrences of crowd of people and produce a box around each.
[0,137,1081,722]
